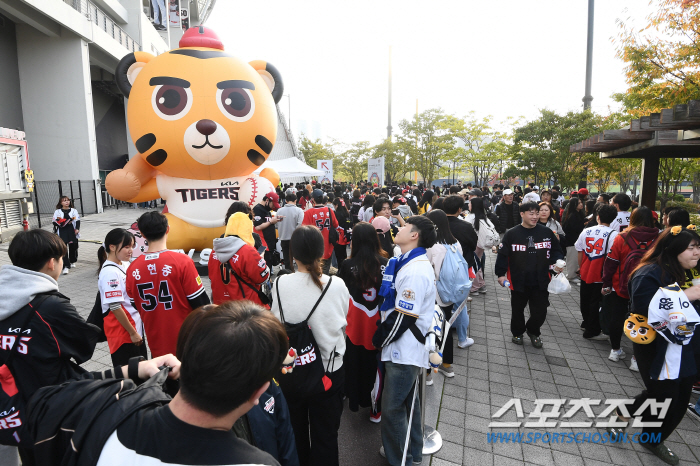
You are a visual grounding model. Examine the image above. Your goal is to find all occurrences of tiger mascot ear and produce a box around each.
[248,60,284,104]
[115,51,156,98]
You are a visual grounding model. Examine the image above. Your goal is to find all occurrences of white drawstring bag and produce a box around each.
[547,272,571,294]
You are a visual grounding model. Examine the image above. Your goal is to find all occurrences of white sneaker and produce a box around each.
[608,349,626,362]
[62,268,69,275]
[458,338,474,348]
[438,364,454,378]
[467,296,472,302]
[629,356,639,372]
[70,262,77,268]
[425,371,433,386]
[480,289,487,295]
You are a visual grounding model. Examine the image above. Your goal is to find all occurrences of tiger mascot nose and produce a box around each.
[196,119,217,136]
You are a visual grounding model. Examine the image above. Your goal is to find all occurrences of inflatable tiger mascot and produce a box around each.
[107,27,282,250]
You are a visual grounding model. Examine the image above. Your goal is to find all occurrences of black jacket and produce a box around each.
[495,202,520,233]
[254,203,278,248]
[494,224,565,292]
[447,216,478,268]
[562,213,585,248]
[0,291,101,402]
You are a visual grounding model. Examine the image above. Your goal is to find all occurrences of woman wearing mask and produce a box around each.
[338,222,388,422]
[561,197,586,284]
[271,226,349,466]
[97,228,146,367]
[608,227,700,465]
[537,202,565,240]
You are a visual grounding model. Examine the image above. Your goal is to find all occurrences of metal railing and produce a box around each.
[63,0,141,53]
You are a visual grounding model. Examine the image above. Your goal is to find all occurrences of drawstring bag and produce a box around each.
[0,294,50,446]
[547,272,571,294]
[276,277,335,400]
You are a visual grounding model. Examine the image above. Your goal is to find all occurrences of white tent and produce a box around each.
[253,157,323,179]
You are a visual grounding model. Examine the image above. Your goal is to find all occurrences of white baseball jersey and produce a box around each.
[611,211,631,232]
[156,174,274,229]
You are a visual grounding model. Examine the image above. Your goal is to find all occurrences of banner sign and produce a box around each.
[317,160,333,184]
[368,157,384,187]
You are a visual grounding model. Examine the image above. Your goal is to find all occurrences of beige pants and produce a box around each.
[565,246,579,280]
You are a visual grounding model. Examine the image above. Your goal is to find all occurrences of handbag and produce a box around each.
[86,291,107,343]
[476,218,500,249]
[225,262,272,305]
[327,208,339,245]
[0,294,50,446]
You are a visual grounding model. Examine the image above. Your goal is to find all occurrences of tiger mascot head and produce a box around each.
[115,27,283,180]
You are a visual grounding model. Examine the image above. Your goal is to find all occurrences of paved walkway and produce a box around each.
[1,209,699,466]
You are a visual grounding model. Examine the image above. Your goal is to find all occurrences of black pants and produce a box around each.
[333,243,347,270]
[281,240,293,271]
[287,368,345,466]
[440,304,454,365]
[607,291,630,350]
[111,341,148,368]
[322,256,331,275]
[580,281,603,337]
[63,241,78,267]
[343,338,378,412]
[630,342,695,446]
[510,288,549,337]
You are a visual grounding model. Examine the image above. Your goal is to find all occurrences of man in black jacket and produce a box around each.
[0,229,101,464]
[27,301,290,466]
[495,202,565,349]
[494,189,520,233]
[443,195,478,269]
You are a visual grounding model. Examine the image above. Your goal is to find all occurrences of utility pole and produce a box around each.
[387,46,392,140]
[580,0,594,190]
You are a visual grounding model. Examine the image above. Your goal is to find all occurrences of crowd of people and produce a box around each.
[0,179,698,466]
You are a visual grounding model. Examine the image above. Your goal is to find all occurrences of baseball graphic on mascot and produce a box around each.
[107,27,282,250]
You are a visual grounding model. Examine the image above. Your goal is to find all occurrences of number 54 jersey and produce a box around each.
[126,250,208,357]
[574,225,618,284]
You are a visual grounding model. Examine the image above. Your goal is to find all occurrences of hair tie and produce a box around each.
[101,242,106,250]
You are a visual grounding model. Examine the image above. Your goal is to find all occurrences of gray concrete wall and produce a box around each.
[92,84,129,170]
[0,14,24,131]
[16,26,99,182]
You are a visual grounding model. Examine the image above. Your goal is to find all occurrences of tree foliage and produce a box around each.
[613,0,700,115]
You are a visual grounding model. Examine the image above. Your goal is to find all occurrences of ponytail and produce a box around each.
[97,228,135,275]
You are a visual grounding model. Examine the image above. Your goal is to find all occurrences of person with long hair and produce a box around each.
[561,197,586,283]
[607,227,700,464]
[537,201,565,239]
[97,228,146,367]
[425,210,468,381]
[52,196,80,275]
[359,194,376,223]
[602,206,659,372]
[338,222,388,422]
[332,197,351,268]
[271,225,349,466]
[418,190,434,215]
[465,197,498,294]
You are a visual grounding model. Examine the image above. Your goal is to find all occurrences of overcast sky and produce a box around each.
[207,1,656,145]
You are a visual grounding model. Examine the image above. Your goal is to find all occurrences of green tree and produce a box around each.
[337,141,372,183]
[373,138,409,184]
[613,0,700,115]
[298,134,335,169]
[456,113,511,187]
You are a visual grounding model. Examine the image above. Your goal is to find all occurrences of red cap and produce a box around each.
[578,188,589,196]
[179,26,224,50]
[264,192,280,210]
[652,211,659,220]
[571,190,578,195]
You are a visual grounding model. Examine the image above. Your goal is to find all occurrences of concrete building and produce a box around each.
[0,0,215,237]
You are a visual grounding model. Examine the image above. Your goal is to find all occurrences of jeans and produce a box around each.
[454,303,470,344]
[381,362,423,466]
[151,0,165,25]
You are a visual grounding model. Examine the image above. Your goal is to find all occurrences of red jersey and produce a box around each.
[126,250,206,357]
[574,225,616,284]
[302,206,339,259]
[98,261,143,354]
[208,242,270,307]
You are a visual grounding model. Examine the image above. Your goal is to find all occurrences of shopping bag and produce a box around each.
[547,272,571,294]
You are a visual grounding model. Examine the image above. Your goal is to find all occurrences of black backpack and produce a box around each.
[275,276,335,400]
[0,293,50,446]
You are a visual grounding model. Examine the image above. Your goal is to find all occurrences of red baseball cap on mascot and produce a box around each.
[264,192,280,210]
[179,26,224,49]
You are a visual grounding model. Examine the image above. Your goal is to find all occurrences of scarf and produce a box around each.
[647,283,700,380]
[378,247,426,313]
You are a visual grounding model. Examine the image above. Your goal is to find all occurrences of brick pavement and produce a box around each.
[2,210,699,466]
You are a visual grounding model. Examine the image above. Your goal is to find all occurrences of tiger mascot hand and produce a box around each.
[105,168,142,201]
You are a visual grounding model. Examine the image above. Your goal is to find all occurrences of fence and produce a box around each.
[30,180,100,230]
[63,0,140,53]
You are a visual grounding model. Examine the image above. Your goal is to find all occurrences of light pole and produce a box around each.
[283,94,291,132]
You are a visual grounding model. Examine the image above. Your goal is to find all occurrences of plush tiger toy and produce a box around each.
[107,27,282,250]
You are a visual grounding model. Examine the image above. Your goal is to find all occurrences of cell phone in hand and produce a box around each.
[391,209,400,215]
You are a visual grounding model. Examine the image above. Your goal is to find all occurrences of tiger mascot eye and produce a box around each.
[106,27,282,250]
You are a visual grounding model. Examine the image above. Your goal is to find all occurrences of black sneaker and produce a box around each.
[512,335,523,345]
[526,330,543,348]
[642,442,680,465]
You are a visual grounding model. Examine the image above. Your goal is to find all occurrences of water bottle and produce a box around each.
[502,280,511,288]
